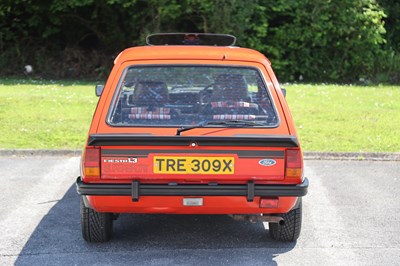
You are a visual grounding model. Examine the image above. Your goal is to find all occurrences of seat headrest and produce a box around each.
[134,81,168,105]
[213,74,248,101]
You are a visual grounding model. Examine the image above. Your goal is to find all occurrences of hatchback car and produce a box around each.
[76,33,308,242]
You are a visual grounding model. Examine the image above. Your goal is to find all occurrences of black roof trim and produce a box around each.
[146,33,236,46]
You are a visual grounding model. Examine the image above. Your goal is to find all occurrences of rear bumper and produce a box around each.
[76,177,308,202]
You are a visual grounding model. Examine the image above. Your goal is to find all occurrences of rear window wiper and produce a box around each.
[176,120,265,135]
[206,120,266,127]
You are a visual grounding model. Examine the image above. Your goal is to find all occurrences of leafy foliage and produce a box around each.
[378,0,400,52]
[261,0,387,82]
[0,0,398,83]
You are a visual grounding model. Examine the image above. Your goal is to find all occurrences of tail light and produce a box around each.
[82,146,101,181]
[285,148,303,182]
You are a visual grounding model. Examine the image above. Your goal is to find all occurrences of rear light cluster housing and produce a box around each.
[285,148,303,182]
[82,147,101,182]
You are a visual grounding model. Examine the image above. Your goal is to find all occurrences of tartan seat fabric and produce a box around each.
[124,80,171,120]
[126,107,171,120]
[208,101,260,120]
[210,101,258,109]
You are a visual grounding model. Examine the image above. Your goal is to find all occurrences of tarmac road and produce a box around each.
[0,155,399,265]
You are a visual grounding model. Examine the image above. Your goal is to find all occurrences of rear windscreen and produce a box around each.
[107,65,279,127]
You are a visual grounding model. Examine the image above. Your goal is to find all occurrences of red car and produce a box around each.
[76,33,308,242]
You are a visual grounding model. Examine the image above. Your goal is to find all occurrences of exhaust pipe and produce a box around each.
[229,214,285,225]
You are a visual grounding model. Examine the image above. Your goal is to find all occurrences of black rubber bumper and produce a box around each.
[76,177,309,202]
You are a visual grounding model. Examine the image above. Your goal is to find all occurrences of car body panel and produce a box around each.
[86,195,298,214]
[78,42,306,216]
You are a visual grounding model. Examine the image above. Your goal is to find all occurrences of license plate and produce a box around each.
[153,156,234,174]
[183,198,203,206]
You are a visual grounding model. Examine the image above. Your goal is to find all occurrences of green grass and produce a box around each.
[0,79,98,149]
[286,84,400,152]
[0,79,399,152]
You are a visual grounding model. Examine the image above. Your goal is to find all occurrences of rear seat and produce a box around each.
[123,81,171,120]
[204,74,260,119]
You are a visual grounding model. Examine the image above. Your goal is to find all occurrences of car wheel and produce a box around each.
[269,198,302,242]
[80,197,113,242]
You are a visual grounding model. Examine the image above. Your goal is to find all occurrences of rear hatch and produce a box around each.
[89,63,302,184]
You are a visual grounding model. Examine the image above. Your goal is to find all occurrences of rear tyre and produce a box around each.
[269,198,302,242]
[80,197,113,242]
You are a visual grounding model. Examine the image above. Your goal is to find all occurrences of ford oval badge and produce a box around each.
[259,159,276,166]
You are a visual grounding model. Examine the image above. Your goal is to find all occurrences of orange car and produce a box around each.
[76,33,308,243]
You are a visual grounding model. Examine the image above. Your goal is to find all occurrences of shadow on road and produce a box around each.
[16,184,296,265]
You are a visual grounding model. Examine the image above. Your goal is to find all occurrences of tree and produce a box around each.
[0,0,396,82]
[260,0,386,82]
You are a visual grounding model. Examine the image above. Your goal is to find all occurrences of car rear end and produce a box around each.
[79,135,307,214]
[77,34,308,242]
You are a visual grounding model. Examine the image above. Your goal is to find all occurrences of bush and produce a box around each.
[372,49,400,84]
[261,0,386,83]
[0,0,397,83]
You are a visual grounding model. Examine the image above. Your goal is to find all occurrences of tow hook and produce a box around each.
[229,214,285,225]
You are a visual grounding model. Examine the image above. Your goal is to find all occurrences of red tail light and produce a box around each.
[82,147,101,181]
[285,148,303,182]
[260,197,279,208]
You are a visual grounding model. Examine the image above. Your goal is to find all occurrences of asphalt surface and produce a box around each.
[0,156,399,265]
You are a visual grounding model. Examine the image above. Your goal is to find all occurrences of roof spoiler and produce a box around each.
[88,134,299,147]
[146,33,236,46]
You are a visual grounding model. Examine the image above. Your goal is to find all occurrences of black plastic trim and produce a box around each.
[88,134,299,147]
[247,181,255,202]
[101,149,285,158]
[76,177,309,201]
[146,33,237,46]
[132,181,139,202]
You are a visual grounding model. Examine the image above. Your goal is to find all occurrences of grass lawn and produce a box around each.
[0,79,399,152]
[0,79,97,149]
[286,84,400,152]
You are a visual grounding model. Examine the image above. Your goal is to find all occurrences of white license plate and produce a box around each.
[183,198,203,206]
